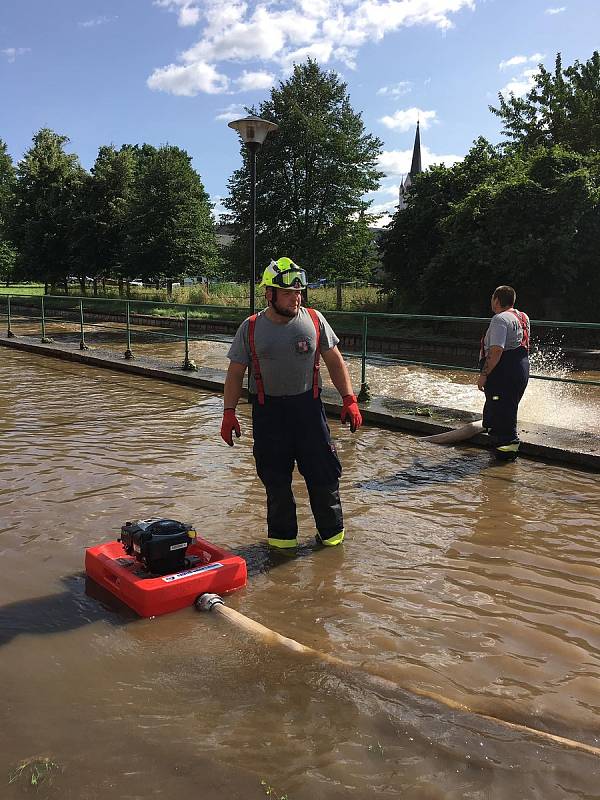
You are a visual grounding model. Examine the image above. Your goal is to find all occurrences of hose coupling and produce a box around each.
[196,593,224,612]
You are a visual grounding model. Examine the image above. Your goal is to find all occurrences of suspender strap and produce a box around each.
[248,309,322,405]
[508,309,530,350]
[307,307,321,399]
[248,314,265,405]
[481,310,530,360]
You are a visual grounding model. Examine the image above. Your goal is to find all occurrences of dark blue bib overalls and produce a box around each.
[248,308,344,547]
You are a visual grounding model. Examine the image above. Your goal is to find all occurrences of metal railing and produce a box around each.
[1,294,599,394]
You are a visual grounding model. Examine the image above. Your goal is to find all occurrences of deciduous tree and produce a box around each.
[0,139,16,284]
[490,51,600,154]
[72,144,138,292]
[127,145,220,286]
[12,128,86,288]
[223,59,383,282]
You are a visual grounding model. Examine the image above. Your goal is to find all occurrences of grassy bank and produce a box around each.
[0,284,45,295]
[0,283,392,322]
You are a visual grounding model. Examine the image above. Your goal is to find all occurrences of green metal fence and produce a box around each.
[1,294,599,395]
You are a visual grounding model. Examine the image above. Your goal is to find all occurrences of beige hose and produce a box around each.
[197,594,600,759]
[419,420,485,444]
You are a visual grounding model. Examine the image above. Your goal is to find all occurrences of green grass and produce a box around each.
[0,283,392,317]
[0,285,479,340]
[0,283,484,343]
[0,283,45,295]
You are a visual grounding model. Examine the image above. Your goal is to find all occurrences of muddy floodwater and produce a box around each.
[1,347,600,799]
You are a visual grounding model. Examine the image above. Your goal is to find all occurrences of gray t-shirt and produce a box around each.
[483,309,530,353]
[227,307,339,396]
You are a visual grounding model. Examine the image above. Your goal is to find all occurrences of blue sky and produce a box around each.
[1,0,599,225]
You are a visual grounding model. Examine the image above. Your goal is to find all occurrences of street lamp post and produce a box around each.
[228,115,278,313]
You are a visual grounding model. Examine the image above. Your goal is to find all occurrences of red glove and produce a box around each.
[220,408,241,446]
[341,394,362,433]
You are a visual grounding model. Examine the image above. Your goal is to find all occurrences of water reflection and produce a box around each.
[359,452,492,490]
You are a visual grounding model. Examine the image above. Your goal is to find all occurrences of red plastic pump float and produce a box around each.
[85,518,247,617]
[86,521,600,760]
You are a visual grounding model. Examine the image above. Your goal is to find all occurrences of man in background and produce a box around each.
[478,285,530,460]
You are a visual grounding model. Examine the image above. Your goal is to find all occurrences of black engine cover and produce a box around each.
[120,518,193,575]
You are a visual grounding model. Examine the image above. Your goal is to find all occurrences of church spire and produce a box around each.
[409,119,422,177]
[398,121,423,209]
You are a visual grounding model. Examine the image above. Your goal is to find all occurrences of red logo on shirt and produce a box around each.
[295,338,311,354]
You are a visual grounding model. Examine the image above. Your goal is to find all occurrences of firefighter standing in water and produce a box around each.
[220,257,362,549]
[478,285,530,460]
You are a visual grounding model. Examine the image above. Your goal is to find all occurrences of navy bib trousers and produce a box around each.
[251,389,343,544]
[482,346,529,448]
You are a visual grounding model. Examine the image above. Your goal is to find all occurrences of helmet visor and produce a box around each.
[272,268,307,289]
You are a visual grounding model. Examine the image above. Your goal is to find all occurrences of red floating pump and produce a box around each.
[85,518,247,617]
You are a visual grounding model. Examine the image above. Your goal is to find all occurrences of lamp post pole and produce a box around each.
[248,141,259,314]
[228,116,278,313]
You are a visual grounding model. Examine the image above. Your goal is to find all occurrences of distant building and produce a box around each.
[398,121,422,210]
[215,223,235,250]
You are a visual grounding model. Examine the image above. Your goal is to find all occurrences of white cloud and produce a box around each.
[379,107,436,131]
[366,182,406,223]
[378,144,462,177]
[280,40,334,71]
[2,47,30,62]
[214,103,248,121]
[500,67,538,97]
[545,6,566,13]
[179,6,200,26]
[499,52,544,70]
[154,0,201,27]
[210,195,227,221]
[149,0,476,95]
[235,70,275,90]
[147,61,229,95]
[377,81,412,97]
[79,15,117,28]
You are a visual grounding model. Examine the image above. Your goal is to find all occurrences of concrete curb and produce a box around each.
[2,334,598,470]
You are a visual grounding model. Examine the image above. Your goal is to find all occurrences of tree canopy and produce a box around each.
[222,59,383,282]
[490,51,600,154]
[382,51,600,321]
[3,130,219,292]
[127,145,220,284]
[0,139,16,282]
[11,129,86,286]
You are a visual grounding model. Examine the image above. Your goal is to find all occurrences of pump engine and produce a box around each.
[120,518,196,575]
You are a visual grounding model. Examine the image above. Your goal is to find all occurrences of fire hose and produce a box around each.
[196,593,600,759]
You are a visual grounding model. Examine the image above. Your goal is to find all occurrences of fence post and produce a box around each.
[7,295,15,338]
[336,279,343,311]
[40,295,53,343]
[79,299,89,350]
[357,312,371,401]
[124,300,134,359]
[182,307,197,370]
